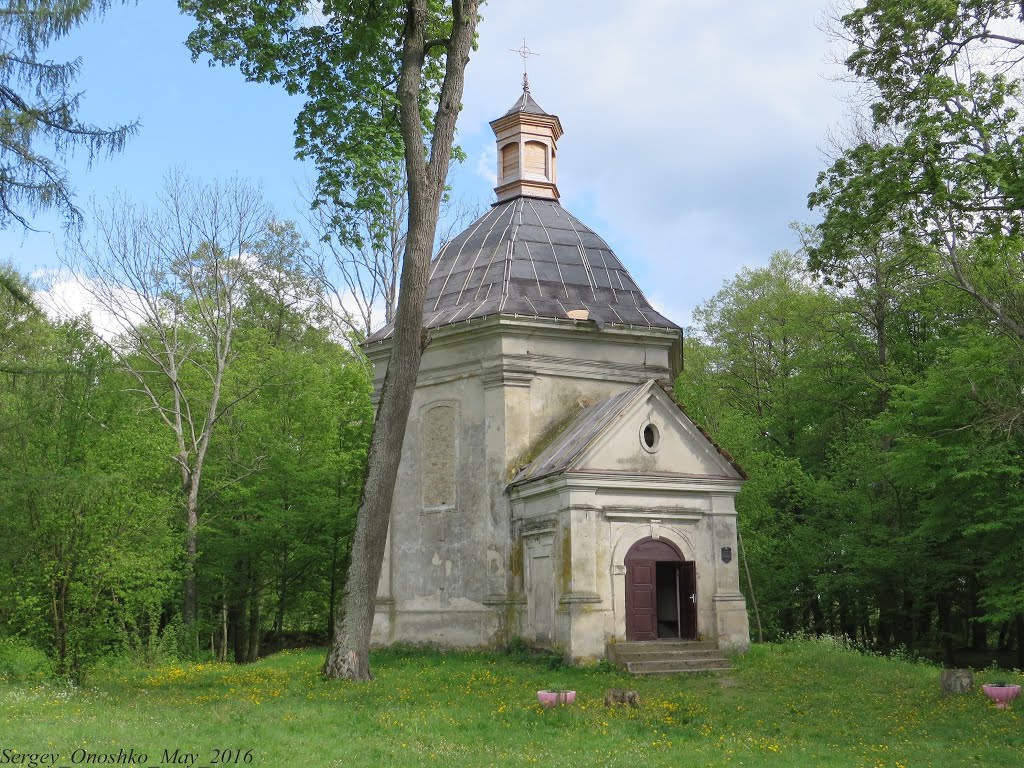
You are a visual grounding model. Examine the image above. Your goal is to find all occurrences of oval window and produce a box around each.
[641,422,660,452]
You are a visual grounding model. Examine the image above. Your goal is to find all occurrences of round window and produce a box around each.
[640,422,660,452]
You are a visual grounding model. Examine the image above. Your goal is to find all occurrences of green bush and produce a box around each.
[0,636,53,681]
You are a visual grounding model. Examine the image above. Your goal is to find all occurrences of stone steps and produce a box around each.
[608,640,731,676]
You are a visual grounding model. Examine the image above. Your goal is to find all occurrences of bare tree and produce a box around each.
[68,173,270,627]
[304,172,486,341]
[304,178,407,340]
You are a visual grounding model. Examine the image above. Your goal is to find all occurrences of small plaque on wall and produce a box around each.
[721,546,733,564]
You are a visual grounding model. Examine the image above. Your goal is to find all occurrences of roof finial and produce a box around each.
[509,38,539,94]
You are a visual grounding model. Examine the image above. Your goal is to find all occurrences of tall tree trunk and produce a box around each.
[936,592,956,667]
[838,593,857,642]
[327,545,340,645]
[184,474,200,626]
[52,581,68,674]
[275,587,286,634]
[230,560,247,663]
[323,0,479,681]
[808,595,825,635]
[220,586,228,662]
[968,576,987,651]
[246,580,261,663]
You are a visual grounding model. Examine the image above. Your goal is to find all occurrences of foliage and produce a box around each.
[1,642,1022,766]
[198,280,373,660]
[0,0,137,228]
[794,0,1024,660]
[0,294,180,678]
[810,0,1024,340]
[72,174,289,629]
[0,637,53,681]
[680,243,1024,663]
[2,213,373,671]
[180,0,453,245]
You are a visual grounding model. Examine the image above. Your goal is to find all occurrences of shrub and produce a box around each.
[0,637,53,681]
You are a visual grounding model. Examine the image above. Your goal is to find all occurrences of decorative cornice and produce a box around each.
[482,365,536,389]
[603,507,704,522]
[366,325,676,391]
[509,471,744,501]
[489,110,564,139]
[363,314,682,357]
[713,593,747,603]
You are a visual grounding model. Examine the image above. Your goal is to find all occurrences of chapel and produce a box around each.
[361,83,751,661]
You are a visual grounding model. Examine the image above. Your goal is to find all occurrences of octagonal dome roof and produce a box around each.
[363,196,679,344]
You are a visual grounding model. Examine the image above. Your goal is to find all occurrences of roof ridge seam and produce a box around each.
[528,198,568,299]
[431,205,500,310]
[563,211,598,298]
[597,249,619,303]
[459,213,512,305]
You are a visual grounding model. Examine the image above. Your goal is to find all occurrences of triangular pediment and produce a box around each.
[511,380,743,486]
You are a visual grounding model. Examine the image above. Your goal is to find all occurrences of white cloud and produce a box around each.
[37,268,146,342]
[475,141,497,187]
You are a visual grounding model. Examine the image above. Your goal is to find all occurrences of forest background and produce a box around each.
[2,0,1024,679]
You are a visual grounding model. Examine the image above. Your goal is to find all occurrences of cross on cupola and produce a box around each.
[490,47,563,203]
[510,38,539,94]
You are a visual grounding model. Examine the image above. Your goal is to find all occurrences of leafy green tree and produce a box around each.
[0,0,137,228]
[810,1,1024,340]
[878,326,1024,663]
[197,242,372,662]
[679,252,845,639]
[682,232,1024,661]
[0,287,178,678]
[685,250,843,459]
[805,1,1024,659]
[71,174,274,630]
[0,268,30,303]
[181,0,481,679]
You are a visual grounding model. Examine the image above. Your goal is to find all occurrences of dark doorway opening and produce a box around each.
[656,562,681,638]
[625,538,697,641]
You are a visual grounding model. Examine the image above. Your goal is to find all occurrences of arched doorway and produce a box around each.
[625,537,697,641]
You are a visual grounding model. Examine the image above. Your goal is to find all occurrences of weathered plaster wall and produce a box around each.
[511,476,750,660]
[364,317,682,649]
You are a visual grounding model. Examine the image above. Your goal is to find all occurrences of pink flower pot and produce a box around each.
[537,690,576,707]
[982,684,1021,709]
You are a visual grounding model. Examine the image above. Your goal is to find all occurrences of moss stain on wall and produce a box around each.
[505,389,601,483]
[560,528,572,594]
[509,538,523,582]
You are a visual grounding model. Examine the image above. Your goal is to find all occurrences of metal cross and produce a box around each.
[509,38,539,93]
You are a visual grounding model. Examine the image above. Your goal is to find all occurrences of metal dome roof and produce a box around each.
[364,196,679,344]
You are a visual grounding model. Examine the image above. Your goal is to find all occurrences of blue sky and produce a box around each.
[1,1,849,328]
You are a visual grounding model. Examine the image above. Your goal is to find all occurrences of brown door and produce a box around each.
[625,559,657,640]
[625,538,686,641]
[680,561,697,639]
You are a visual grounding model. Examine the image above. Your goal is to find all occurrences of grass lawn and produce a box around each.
[1,638,1022,767]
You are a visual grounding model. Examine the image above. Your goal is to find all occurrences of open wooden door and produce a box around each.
[625,538,687,641]
[680,560,697,639]
[625,558,657,640]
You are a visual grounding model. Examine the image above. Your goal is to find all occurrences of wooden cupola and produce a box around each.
[489,80,564,203]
